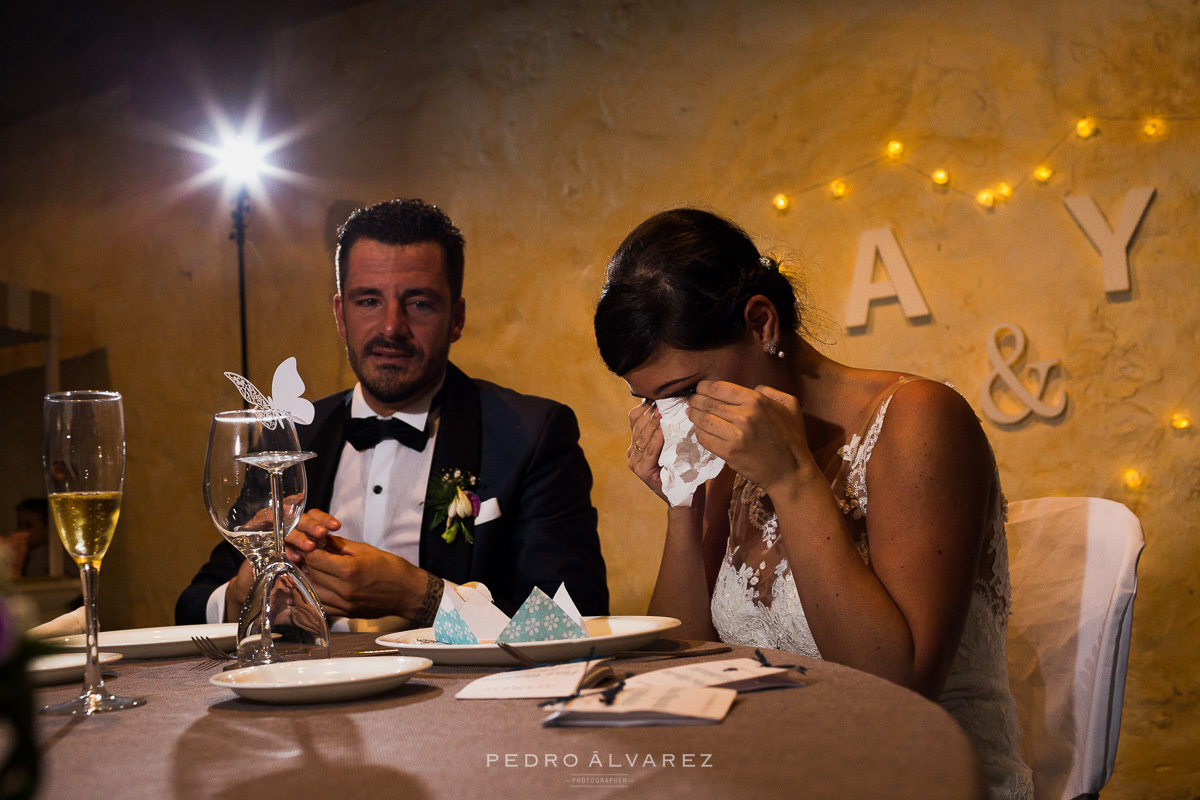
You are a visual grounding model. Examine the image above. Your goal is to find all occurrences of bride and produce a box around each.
[594,208,1032,800]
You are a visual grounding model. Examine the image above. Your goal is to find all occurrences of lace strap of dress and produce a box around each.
[837,376,924,517]
[832,377,1014,631]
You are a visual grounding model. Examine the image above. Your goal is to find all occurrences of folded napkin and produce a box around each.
[27,606,87,639]
[656,397,725,507]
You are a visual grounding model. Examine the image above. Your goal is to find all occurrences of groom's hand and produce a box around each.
[299,534,444,623]
[224,559,255,622]
[285,509,343,564]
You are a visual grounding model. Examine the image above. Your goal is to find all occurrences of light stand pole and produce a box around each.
[230,185,251,387]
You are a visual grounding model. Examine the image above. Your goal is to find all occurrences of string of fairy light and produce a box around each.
[766,115,1197,493]
[768,115,1190,211]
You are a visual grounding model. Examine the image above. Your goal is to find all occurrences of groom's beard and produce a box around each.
[348,332,450,408]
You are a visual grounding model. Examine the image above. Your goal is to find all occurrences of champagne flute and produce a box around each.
[42,391,145,716]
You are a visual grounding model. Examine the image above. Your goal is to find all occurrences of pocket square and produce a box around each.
[476,497,502,525]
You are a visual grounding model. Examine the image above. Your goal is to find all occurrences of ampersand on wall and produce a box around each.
[980,324,1067,425]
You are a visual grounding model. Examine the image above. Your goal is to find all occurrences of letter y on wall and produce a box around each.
[1063,186,1156,293]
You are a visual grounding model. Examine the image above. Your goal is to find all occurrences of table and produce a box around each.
[35,634,983,799]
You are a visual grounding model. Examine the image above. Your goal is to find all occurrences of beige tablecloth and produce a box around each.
[35,634,983,799]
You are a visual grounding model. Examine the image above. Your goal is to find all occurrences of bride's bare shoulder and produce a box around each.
[878,376,991,463]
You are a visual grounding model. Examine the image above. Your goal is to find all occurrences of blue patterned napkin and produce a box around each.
[497,587,588,643]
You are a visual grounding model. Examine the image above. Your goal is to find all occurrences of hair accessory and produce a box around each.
[760,256,773,269]
[767,340,785,359]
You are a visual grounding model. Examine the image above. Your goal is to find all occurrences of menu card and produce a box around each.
[541,686,737,727]
[456,658,616,700]
[624,657,804,693]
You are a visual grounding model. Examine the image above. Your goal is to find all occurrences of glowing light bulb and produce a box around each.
[931,169,950,186]
[995,182,1013,200]
[772,193,791,212]
[1075,117,1097,138]
[885,140,904,159]
[1143,118,1165,138]
[1170,413,1191,430]
[1122,468,1145,489]
[829,179,847,199]
[216,135,268,185]
[1033,165,1053,183]
[976,189,995,209]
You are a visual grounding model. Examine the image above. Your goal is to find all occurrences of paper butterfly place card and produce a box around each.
[433,582,587,645]
[225,357,315,427]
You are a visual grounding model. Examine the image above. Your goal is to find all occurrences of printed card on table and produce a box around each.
[624,657,804,693]
[455,658,615,700]
[541,686,737,727]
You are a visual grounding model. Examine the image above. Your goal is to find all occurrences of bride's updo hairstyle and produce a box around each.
[594,208,802,375]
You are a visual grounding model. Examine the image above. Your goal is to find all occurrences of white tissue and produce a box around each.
[656,397,726,507]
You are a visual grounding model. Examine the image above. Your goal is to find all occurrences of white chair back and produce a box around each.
[1006,497,1144,800]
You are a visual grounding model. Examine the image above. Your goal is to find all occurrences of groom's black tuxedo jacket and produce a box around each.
[176,363,609,623]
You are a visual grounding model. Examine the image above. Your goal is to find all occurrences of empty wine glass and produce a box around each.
[203,408,330,665]
[204,410,308,575]
[42,391,146,716]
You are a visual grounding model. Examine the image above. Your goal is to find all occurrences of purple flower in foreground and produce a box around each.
[0,597,16,664]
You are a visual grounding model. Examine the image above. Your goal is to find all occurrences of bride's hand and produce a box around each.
[628,401,668,502]
[687,380,818,494]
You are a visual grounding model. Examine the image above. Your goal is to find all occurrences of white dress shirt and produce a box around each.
[205,380,442,624]
[328,382,441,563]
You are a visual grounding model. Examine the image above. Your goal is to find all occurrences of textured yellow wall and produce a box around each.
[1,0,1196,795]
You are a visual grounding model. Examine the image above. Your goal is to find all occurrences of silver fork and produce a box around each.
[495,641,539,666]
[189,636,235,671]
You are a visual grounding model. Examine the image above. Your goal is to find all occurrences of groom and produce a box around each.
[176,199,608,627]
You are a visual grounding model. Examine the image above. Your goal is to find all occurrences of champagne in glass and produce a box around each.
[50,490,121,568]
[42,391,145,716]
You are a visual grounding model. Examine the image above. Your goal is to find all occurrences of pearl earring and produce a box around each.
[767,340,785,358]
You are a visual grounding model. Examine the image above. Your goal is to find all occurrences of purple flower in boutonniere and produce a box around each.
[428,469,480,545]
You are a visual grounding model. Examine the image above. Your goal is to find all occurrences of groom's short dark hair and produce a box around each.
[335,199,466,299]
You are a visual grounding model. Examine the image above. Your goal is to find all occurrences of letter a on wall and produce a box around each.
[1063,186,1156,293]
[844,225,931,329]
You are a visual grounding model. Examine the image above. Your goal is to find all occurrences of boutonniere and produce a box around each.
[428,469,480,544]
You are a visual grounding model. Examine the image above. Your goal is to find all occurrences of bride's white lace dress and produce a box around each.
[709,378,1033,800]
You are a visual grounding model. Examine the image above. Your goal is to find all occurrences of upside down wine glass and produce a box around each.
[204,410,307,575]
[203,409,330,665]
[42,391,146,715]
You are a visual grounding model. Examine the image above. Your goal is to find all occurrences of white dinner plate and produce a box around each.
[375,615,681,666]
[42,623,239,659]
[210,656,433,704]
[28,652,124,686]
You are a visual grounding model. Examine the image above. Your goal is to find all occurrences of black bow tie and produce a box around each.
[344,416,430,452]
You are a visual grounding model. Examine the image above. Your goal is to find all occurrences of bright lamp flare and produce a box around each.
[1143,118,1165,138]
[1075,117,1097,138]
[1122,468,1145,489]
[217,136,269,184]
[885,140,904,159]
[829,179,847,199]
[1170,413,1191,430]
[772,193,791,212]
[931,169,949,186]
[976,189,995,208]
[1033,165,1054,183]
